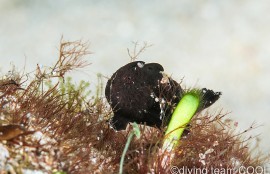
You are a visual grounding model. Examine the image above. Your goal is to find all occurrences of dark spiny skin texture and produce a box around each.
[105,61,221,130]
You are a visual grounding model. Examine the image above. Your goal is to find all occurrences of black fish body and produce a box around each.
[105,61,220,130]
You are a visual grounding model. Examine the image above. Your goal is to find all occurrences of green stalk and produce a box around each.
[119,123,141,174]
[163,91,200,150]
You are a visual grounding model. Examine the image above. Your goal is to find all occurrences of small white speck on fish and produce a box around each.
[137,62,144,68]
[160,110,165,120]
[161,98,166,104]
